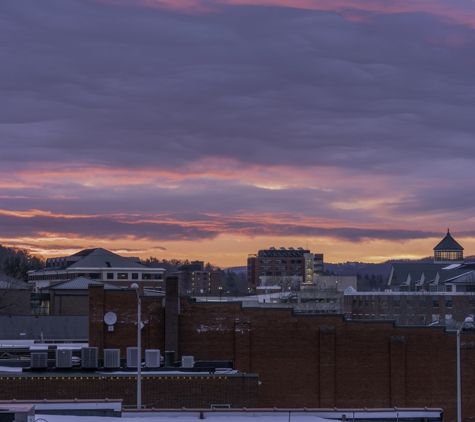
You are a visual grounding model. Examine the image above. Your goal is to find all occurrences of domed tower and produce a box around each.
[433,229,464,264]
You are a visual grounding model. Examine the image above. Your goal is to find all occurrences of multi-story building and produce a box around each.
[247,247,323,292]
[176,261,221,295]
[346,230,475,324]
[27,248,165,291]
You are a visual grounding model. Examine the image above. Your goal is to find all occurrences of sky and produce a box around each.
[2,0,475,267]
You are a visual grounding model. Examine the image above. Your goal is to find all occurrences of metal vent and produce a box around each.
[103,349,120,368]
[55,349,72,368]
[81,347,98,368]
[127,347,139,368]
[31,352,48,369]
[145,349,161,368]
[182,356,194,368]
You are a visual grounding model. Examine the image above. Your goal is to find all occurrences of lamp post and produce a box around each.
[219,286,222,301]
[457,316,474,422]
[131,283,142,410]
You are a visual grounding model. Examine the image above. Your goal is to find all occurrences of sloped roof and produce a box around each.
[434,230,464,251]
[45,277,124,290]
[0,275,31,290]
[390,263,447,286]
[67,248,147,270]
[442,270,475,284]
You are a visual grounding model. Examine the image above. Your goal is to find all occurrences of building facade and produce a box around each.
[247,247,323,292]
[28,248,165,291]
[87,278,475,421]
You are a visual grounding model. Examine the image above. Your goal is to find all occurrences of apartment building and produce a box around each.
[247,247,323,292]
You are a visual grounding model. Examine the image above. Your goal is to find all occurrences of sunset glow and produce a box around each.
[2,0,475,267]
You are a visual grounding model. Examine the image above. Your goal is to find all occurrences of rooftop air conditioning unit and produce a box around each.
[145,349,161,368]
[182,356,194,368]
[127,347,139,368]
[81,347,98,368]
[31,352,48,369]
[56,349,73,368]
[103,349,120,369]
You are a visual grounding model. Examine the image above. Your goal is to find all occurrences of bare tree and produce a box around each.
[0,276,31,315]
[261,275,301,291]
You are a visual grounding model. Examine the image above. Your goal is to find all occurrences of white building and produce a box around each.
[28,248,165,290]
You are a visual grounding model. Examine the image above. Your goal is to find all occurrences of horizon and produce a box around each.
[2,0,475,267]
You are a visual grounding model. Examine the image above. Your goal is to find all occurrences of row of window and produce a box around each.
[260,259,303,264]
[351,296,453,308]
[106,273,162,280]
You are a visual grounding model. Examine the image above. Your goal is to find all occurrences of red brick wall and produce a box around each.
[89,286,475,421]
[0,374,258,408]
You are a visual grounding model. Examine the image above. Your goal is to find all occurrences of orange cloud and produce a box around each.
[91,0,475,28]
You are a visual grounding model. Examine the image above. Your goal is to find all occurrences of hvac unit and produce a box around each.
[103,349,121,368]
[30,352,48,369]
[81,347,99,368]
[145,349,161,368]
[127,347,140,368]
[182,356,194,368]
[55,349,73,368]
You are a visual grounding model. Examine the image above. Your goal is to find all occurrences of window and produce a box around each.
[154,274,162,280]
[275,260,287,264]
[261,266,272,270]
[406,296,413,307]
[432,296,439,308]
[261,260,271,264]
[142,274,152,280]
[394,296,401,308]
[359,296,363,307]
[446,285,453,292]
[445,296,452,308]
[291,266,301,270]
[132,273,138,280]
[276,266,286,270]
[353,296,357,307]
[419,297,426,307]
[380,295,387,308]
[118,273,128,280]
[107,273,114,280]
[365,296,369,308]
[89,273,101,279]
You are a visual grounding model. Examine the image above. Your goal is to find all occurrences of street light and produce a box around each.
[457,316,475,422]
[131,283,142,410]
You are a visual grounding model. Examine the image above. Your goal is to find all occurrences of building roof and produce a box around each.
[433,230,464,251]
[0,275,31,290]
[42,248,148,271]
[43,277,125,290]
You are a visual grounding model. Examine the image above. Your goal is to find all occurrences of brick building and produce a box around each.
[87,277,475,421]
[344,291,475,325]
[247,247,324,292]
[178,261,221,295]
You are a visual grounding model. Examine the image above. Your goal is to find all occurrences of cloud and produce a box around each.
[2,0,475,263]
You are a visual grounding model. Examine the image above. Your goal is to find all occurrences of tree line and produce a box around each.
[142,257,248,293]
[0,245,44,281]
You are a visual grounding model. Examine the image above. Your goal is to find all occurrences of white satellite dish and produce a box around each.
[104,312,117,326]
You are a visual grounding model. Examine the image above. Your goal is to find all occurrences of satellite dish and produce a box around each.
[104,312,117,326]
